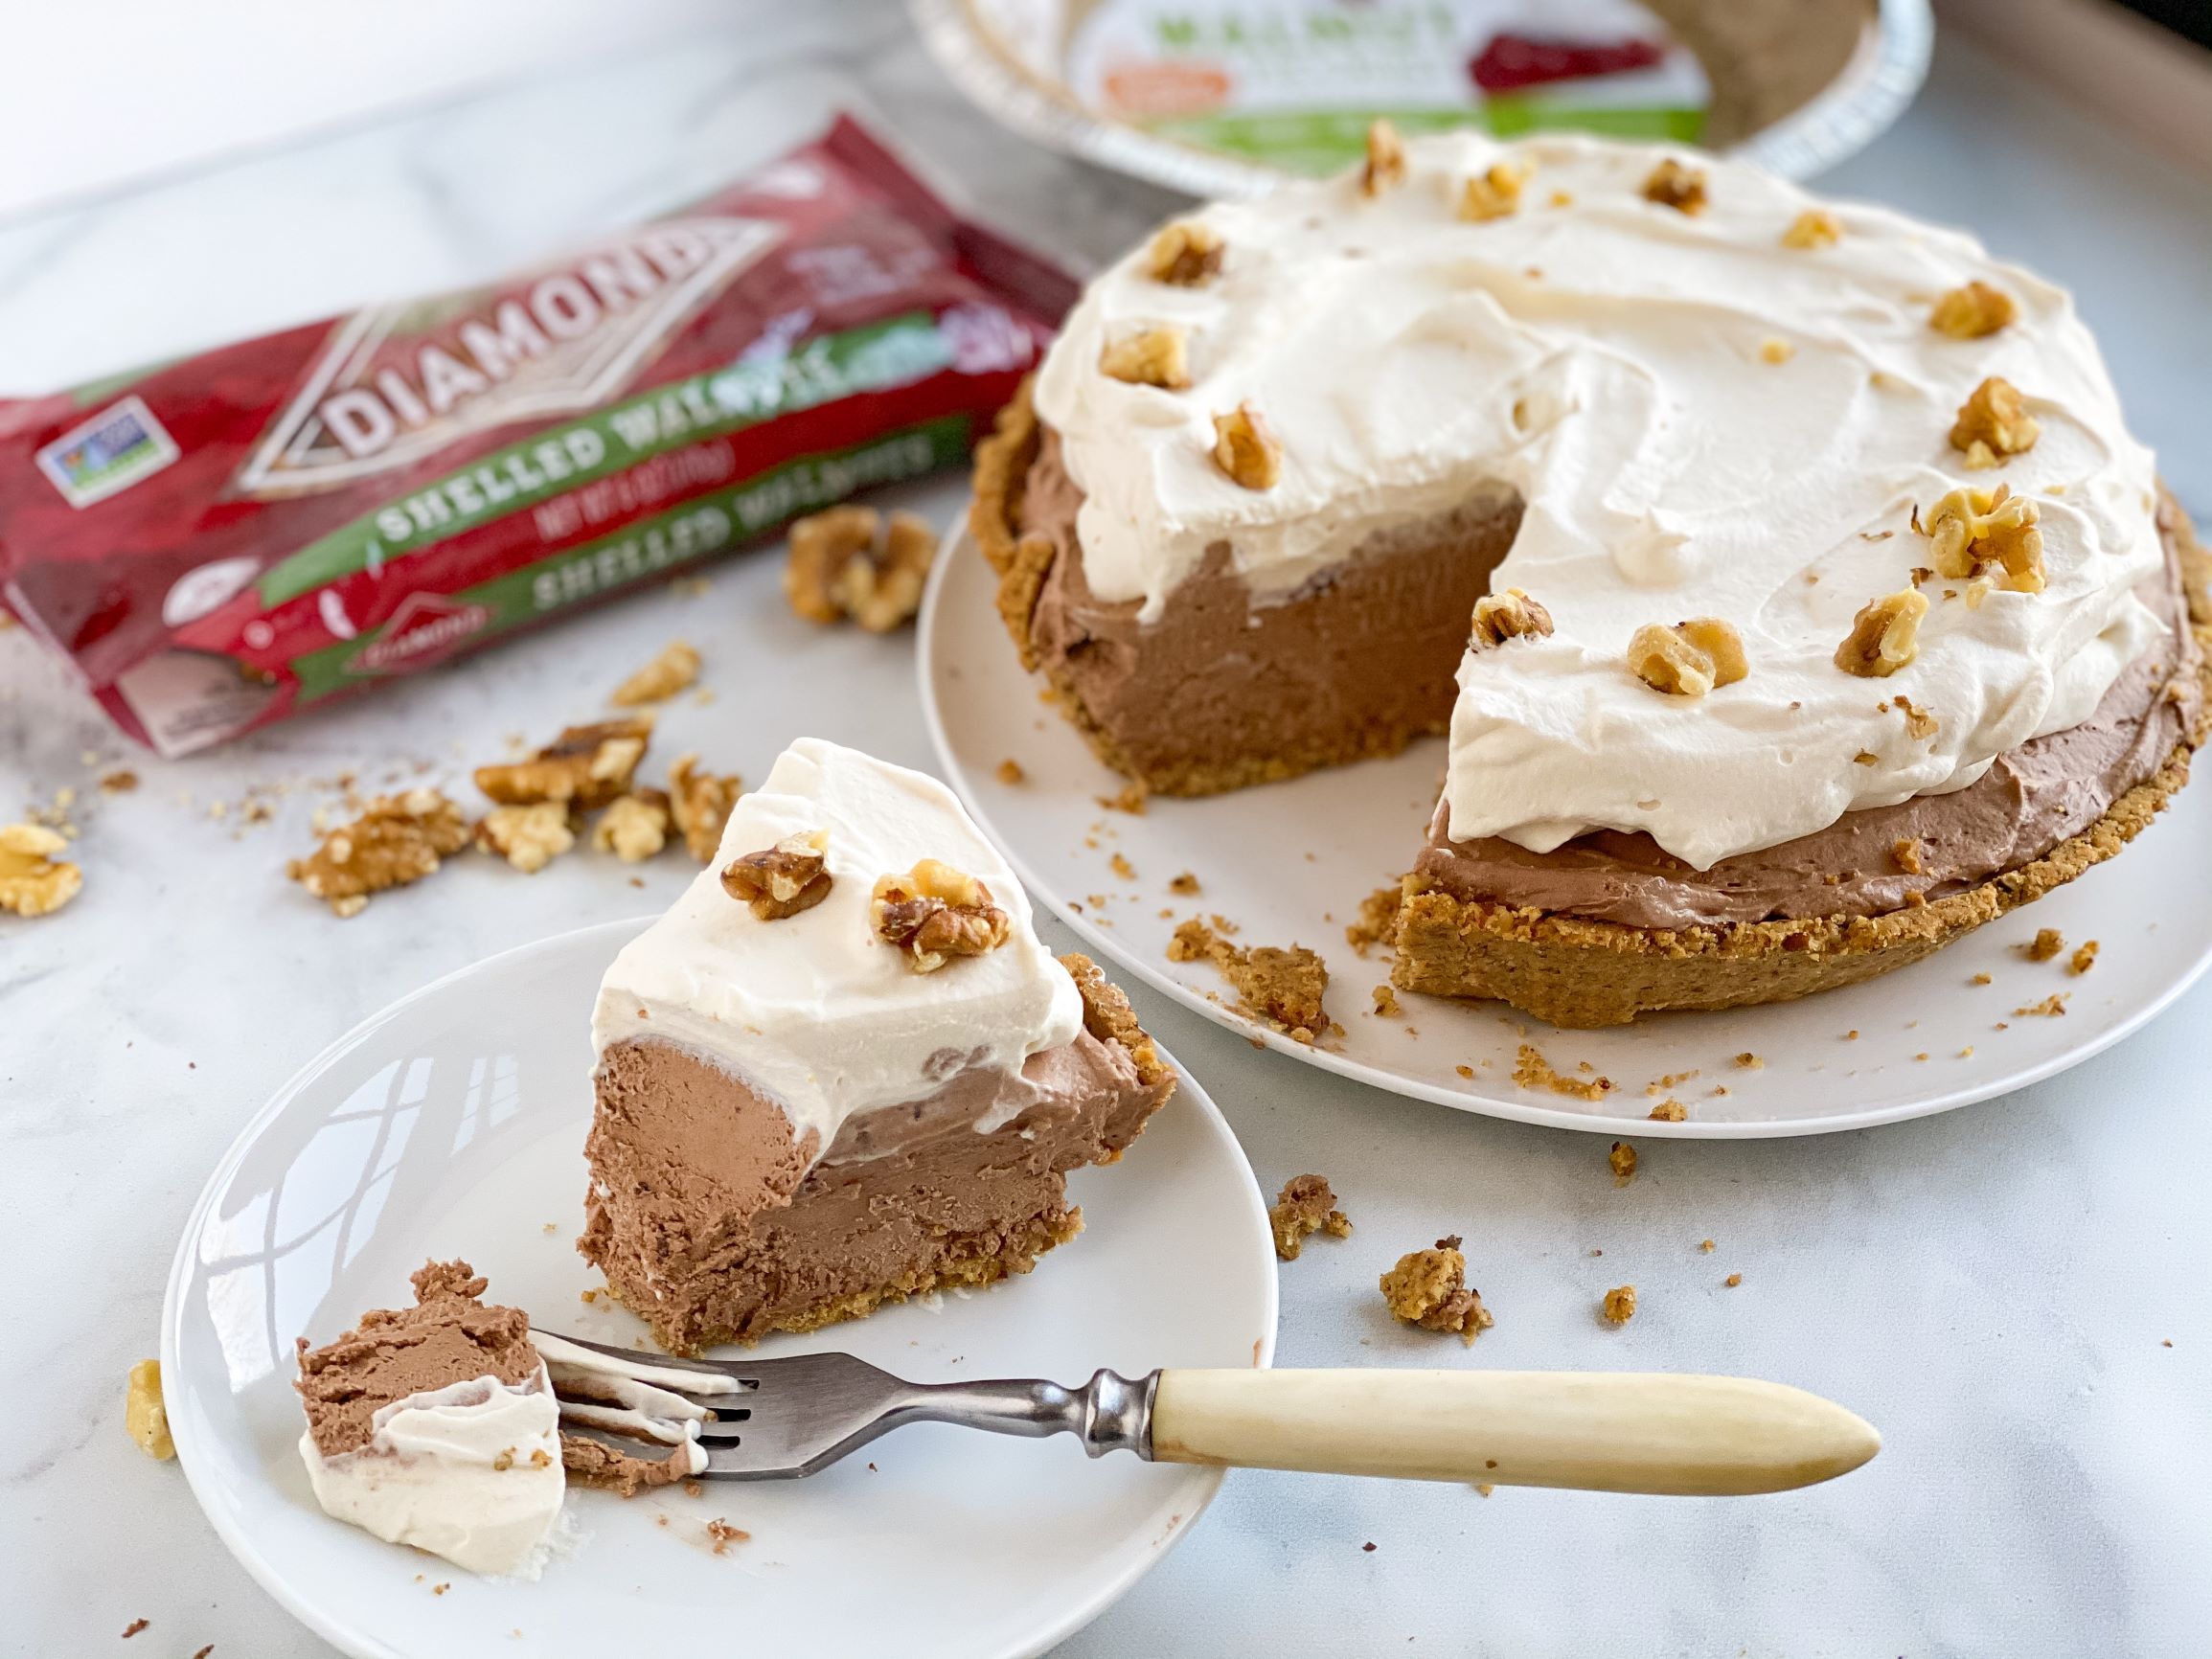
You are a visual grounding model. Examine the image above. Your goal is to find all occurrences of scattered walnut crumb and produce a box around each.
[1781,208,1841,249]
[1600,1285,1637,1325]
[995,759,1025,785]
[1098,781,1150,815]
[2015,993,2069,1018]
[1211,400,1283,490]
[1972,972,1992,986]
[1627,617,1746,696]
[706,1518,750,1555]
[1930,281,2017,338]
[1894,693,1939,739]
[1845,1029,1859,1040]
[1644,1069,1699,1094]
[1959,1046,1975,1058]
[1892,837,1925,875]
[721,830,832,920]
[1458,162,1527,222]
[1512,1044,1612,1102]
[1699,1239,1716,1253]
[1649,1100,1687,1122]
[1733,1052,1765,1072]
[476,802,575,874]
[1470,588,1553,649]
[1371,984,1402,1018]
[2025,927,2065,963]
[1345,883,1402,957]
[2064,939,2102,977]
[1109,852,1137,880]
[591,788,672,863]
[0,821,83,918]
[1641,158,1706,214]
[871,860,1011,971]
[1169,919,1329,1039]
[1360,119,1407,195]
[1147,218,1224,286]
[125,1359,174,1460]
[1168,871,1200,896]
[287,788,469,916]
[1475,1483,1494,1498]
[1926,483,2043,593]
[1100,326,1191,390]
[1835,589,1927,678]
[1456,1064,1475,1079]
[1269,1173,1353,1261]
[609,639,699,707]
[432,1584,449,1597]
[1380,1236,1492,1343]
[122,1620,148,1639]
[99,768,139,794]
[1950,375,2040,462]
[1759,337,1795,365]
[669,755,742,862]
[1608,1141,1637,1185]
[1724,1273,1744,1288]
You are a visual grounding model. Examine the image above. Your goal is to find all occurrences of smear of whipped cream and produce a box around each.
[1034,132,2165,869]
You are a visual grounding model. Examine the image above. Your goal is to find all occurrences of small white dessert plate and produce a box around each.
[163,919,1278,1659]
[921,532,2212,1138]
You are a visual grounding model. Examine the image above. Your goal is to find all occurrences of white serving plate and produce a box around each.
[921,530,2212,1138]
[163,919,1279,1659]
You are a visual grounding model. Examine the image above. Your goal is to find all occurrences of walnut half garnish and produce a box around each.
[1949,375,2040,466]
[1835,589,1928,678]
[1781,209,1840,249]
[1471,589,1553,648]
[669,755,742,863]
[1147,220,1224,286]
[1360,119,1407,196]
[1099,326,1191,390]
[1930,281,2017,338]
[871,859,1011,971]
[287,788,470,917]
[1210,401,1282,490]
[1458,163,1526,222]
[1627,617,1747,697]
[476,718,650,811]
[0,822,82,918]
[1641,158,1707,215]
[1926,483,2044,593]
[721,830,832,920]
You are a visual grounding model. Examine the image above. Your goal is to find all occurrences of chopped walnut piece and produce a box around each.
[125,1359,174,1461]
[1925,484,2044,593]
[1270,1174,1353,1261]
[2070,940,2099,976]
[721,830,832,920]
[1458,163,1527,222]
[1649,1100,1687,1122]
[0,822,82,918]
[591,788,671,863]
[609,640,699,707]
[1471,589,1554,648]
[784,504,876,624]
[2025,926,2065,963]
[1641,158,1707,214]
[476,718,650,810]
[1600,1284,1638,1326]
[1892,837,1926,875]
[476,803,576,874]
[1950,375,2040,462]
[1608,1141,1637,1185]
[1930,281,2018,338]
[1894,693,1940,739]
[287,788,470,916]
[1781,209,1841,249]
[1371,983,1402,1017]
[1835,589,1927,678]
[1100,326,1191,390]
[1169,918,1329,1039]
[1360,119,1407,195]
[995,759,1025,785]
[1169,871,1201,896]
[1380,1237,1493,1344]
[2015,992,2069,1018]
[1210,401,1283,490]
[1627,617,1747,696]
[669,755,742,863]
[871,859,1012,971]
[1147,219,1224,285]
[785,506,939,631]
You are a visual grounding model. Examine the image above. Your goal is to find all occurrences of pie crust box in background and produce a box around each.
[914,0,1933,193]
[0,116,1077,759]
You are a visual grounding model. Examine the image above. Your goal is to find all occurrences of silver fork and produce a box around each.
[534,1329,1880,1494]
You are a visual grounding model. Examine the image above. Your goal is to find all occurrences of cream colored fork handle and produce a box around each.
[1149,1370,1878,1495]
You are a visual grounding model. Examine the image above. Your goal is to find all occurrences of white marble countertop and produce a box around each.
[7,10,2212,1655]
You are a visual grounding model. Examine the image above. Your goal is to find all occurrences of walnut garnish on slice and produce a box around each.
[1380,1237,1493,1344]
[1457,163,1526,222]
[1781,208,1840,249]
[1835,589,1928,678]
[871,859,1011,971]
[1270,1174,1353,1261]
[668,755,742,863]
[1147,219,1224,286]
[1627,617,1747,696]
[1926,483,2044,593]
[1360,119,1407,196]
[1211,401,1283,490]
[591,788,672,863]
[476,803,576,874]
[1950,376,2040,465]
[1100,326,1191,390]
[609,640,699,707]
[721,830,832,920]
[476,718,650,811]
[287,788,470,917]
[1930,281,2017,338]
[1641,158,1707,215]
[1470,588,1553,648]
[0,822,82,918]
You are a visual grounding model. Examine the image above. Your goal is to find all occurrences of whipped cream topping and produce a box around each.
[1033,132,2166,868]
[533,1332,716,1474]
[593,738,1082,1155]
[298,1370,564,1578]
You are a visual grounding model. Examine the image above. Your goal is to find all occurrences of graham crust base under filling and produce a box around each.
[581,954,1173,1355]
